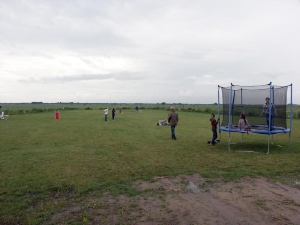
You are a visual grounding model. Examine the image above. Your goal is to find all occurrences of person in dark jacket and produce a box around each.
[168,106,179,140]
[209,113,219,145]
[112,108,116,120]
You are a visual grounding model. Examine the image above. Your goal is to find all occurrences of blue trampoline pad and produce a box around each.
[220,125,291,134]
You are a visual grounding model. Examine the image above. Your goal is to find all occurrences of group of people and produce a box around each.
[208,97,277,146]
[102,105,138,121]
[103,107,117,121]
[101,97,277,145]
[167,97,277,146]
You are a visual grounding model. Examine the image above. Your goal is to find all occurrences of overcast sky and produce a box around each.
[1,0,299,104]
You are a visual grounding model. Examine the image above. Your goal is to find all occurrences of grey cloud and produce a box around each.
[0,1,138,56]
[2,0,300,103]
[18,72,146,83]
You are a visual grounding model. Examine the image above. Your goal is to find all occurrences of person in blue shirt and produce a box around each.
[260,97,277,129]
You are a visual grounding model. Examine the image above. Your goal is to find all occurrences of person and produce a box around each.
[54,110,60,119]
[260,97,277,129]
[209,113,219,146]
[103,107,109,121]
[119,104,122,114]
[168,106,179,140]
[238,113,250,130]
[112,108,116,120]
[135,106,139,113]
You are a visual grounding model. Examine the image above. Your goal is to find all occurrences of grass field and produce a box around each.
[0,109,299,224]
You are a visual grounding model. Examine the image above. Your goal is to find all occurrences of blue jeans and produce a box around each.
[105,114,108,121]
[171,126,176,140]
[211,128,217,144]
[265,113,273,129]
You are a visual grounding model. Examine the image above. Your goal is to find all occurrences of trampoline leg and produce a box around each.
[228,131,231,151]
[267,135,270,154]
[289,132,291,149]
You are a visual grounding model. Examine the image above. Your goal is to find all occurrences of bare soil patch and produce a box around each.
[46,175,300,225]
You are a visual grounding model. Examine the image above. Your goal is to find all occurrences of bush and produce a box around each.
[204,108,211,113]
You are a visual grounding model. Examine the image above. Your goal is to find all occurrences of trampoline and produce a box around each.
[218,82,293,154]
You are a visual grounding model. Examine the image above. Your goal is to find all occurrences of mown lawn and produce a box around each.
[0,109,299,224]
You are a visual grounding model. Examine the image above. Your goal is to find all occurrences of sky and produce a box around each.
[1,0,300,104]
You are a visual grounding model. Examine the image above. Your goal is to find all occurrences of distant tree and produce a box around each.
[161,102,166,105]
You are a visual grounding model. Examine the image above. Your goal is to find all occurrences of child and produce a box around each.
[238,113,250,130]
[209,114,219,146]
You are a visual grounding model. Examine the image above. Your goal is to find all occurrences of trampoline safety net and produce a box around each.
[220,84,288,129]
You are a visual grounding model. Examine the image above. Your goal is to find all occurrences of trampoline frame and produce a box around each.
[218,82,293,154]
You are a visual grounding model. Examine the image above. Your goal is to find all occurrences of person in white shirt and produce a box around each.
[238,113,250,130]
[103,107,109,121]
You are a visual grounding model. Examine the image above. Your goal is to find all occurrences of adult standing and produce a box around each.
[112,108,116,120]
[103,107,109,121]
[168,106,179,140]
[260,97,277,129]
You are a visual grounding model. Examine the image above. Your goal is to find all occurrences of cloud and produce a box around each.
[18,72,146,83]
[179,90,193,96]
[1,0,300,103]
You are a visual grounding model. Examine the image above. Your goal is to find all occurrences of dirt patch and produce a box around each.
[45,175,300,225]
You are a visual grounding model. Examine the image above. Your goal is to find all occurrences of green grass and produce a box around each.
[0,109,299,224]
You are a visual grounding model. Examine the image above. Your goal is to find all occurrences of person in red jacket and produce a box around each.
[209,113,219,145]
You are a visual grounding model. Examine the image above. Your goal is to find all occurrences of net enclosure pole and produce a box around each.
[267,82,273,154]
[240,87,243,143]
[290,84,293,132]
[241,87,243,113]
[267,136,270,154]
[218,85,221,142]
[289,83,293,149]
[228,83,234,151]
[268,82,272,134]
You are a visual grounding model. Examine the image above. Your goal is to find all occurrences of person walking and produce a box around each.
[209,113,219,145]
[103,107,109,121]
[168,106,179,140]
